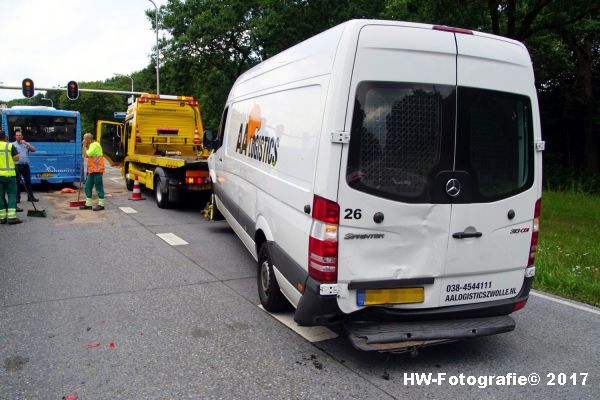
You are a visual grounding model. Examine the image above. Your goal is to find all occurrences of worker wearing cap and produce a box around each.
[0,130,22,224]
[79,132,105,211]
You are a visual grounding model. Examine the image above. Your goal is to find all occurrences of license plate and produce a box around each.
[187,183,211,191]
[357,287,424,306]
[36,172,54,178]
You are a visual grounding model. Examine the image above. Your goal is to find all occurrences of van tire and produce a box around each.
[154,176,170,209]
[257,244,289,312]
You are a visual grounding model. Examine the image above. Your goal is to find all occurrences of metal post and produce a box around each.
[41,97,53,107]
[148,0,160,95]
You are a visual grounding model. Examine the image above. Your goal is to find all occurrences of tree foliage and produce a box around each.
[2,0,599,178]
[154,0,386,129]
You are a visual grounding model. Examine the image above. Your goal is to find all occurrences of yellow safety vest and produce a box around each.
[0,142,16,177]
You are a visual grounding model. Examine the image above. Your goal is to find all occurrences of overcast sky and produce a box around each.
[0,0,168,101]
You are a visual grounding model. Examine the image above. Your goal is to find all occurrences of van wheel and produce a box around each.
[257,244,289,312]
[125,165,134,191]
[154,176,169,209]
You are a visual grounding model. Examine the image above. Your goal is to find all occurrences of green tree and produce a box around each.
[152,0,386,130]
[382,0,600,173]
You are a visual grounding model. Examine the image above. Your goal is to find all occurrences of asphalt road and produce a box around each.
[1,167,599,399]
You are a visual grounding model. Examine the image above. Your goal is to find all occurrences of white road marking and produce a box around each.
[258,305,338,342]
[531,290,600,316]
[156,233,189,246]
[109,177,123,183]
[119,207,137,214]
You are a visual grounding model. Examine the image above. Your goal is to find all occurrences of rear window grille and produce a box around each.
[347,83,449,201]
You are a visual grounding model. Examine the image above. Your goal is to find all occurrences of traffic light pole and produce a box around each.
[0,84,146,97]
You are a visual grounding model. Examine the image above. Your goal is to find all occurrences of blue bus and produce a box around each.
[1,106,82,184]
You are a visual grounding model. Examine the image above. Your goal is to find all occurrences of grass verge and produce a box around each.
[534,191,600,307]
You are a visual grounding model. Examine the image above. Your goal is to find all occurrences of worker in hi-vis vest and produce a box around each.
[80,132,105,211]
[0,130,22,224]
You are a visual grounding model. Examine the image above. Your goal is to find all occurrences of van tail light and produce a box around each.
[527,199,542,267]
[308,196,339,283]
[193,128,201,144]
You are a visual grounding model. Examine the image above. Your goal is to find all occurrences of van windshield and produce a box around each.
[346,82,534,203]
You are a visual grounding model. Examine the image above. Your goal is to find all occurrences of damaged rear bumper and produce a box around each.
[345,315,515,352]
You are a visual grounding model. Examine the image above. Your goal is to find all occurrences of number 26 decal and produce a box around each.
[344,208,362,219]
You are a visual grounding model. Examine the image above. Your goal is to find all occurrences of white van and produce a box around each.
[208,19,543,351]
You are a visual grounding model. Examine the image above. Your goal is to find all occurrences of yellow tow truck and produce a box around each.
[97,93,215,208]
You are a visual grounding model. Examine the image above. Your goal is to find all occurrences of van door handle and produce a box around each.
[452,231,482,239]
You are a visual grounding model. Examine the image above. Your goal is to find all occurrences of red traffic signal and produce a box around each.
[22,78,34,98]
[67,80,79,100]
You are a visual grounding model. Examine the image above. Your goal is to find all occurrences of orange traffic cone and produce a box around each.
[193,129,201,144]
[129,175,145,201]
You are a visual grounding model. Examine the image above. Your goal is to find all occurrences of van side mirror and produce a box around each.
[203,129,220,150]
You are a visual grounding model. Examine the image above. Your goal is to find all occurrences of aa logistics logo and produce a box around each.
[235,104,279,166]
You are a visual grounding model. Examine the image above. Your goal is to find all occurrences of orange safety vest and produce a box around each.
[87,156,105,173]
[86,141,105,173]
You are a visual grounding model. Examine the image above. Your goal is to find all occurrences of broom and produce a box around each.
[69,162,86,207]
[21,177,46,217]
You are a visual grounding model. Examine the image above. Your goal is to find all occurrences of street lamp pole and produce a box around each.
[114,73,134,103]
[148,0,160,95]
[41,97,53,107]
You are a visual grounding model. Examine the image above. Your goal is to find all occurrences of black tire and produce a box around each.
[154,175,169,209]
[257,243,289,312]
[125,164,134,191]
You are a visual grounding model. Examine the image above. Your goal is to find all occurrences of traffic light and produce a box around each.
[22,78,34,98]
[67,80,79,100]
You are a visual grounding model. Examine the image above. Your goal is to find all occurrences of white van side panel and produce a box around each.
[224,77,331,301]
[215,195,257,260]
[230,24,346,99]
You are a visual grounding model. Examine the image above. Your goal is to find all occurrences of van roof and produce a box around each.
[231,19,529,98]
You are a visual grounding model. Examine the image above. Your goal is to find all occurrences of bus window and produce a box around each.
[7,116,77,142]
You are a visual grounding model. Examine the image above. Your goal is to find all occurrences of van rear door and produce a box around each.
[440,34,538,307]
[336,25,457,314]
[337,26,540,314]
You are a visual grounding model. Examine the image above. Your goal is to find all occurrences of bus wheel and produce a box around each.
[257,243,289,312]
[125,165,134,191]
[154,175,170,209]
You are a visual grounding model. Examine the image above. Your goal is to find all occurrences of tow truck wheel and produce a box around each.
[257,244,289,312]
[154,176,170,209]
[125,165,134,191]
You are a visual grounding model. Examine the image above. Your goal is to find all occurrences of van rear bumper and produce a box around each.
[345,315,515,352]
[294,276,533,326]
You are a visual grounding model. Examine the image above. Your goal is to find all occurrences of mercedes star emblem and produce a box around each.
[445,178,461,197]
